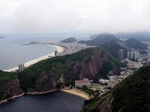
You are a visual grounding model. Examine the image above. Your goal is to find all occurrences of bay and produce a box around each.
[0,91,85,112]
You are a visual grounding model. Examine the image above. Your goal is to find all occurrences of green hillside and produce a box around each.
[18,47,121,92]
[81,66,150,112]
[125,38,147,50]
[0,71,23,100]
[0,47,121,101]
[100,40,127,58]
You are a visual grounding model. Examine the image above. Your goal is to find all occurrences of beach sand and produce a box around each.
[4,45,64,72]
[61,89,90,100]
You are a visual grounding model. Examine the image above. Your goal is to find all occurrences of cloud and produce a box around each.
[0,0,150,33]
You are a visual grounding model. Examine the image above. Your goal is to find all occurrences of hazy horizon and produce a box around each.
[0,0,150,34]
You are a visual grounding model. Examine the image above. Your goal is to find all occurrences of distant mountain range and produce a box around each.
[80,33,120,46]
[115,32,150,42]
[125,38,147,50]
[81,66,150,112]
[79,33,147,58]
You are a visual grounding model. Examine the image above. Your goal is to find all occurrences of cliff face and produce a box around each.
[81,66,150,112]
[72,51,119,79]
[0,79,23,101]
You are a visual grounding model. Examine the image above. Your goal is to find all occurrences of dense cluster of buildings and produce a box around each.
[55,42,90,56]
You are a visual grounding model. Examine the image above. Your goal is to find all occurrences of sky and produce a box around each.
[0,0,150,33]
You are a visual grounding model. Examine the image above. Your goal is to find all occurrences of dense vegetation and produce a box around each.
[18,47,121,92]
[0,71,17,83]
[82,66,150,112]
[0,47,121,100]
[79,33,120,46]
[0,71,19,100]
[125,38,147,50]
[100,40,127,58]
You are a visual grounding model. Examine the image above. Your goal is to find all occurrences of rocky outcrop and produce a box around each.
[0,79,24,103]
[72,51,118,79]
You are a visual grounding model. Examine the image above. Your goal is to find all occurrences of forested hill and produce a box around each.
[18,47,121,92]
[61,37,77,43]
[79,33,120,46]
[81,66,150,112]
[125,38,147,50]
[0,47,121,101]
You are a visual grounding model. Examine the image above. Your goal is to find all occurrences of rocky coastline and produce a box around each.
[0,89,58,104]
[0,93,24,104]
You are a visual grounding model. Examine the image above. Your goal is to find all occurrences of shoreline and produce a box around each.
[61,89,90,100]
[0,93,24,104]
[26,89,57,95]
[0,90,57,104]
[0,88,89,105]
[3,44,64,72]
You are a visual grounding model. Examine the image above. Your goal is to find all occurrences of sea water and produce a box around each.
[0,33,89,70]
[0,34,63,70]
[0,91,85,112]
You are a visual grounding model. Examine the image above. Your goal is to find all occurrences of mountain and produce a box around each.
[61,37,77,43]
[115,32,150,42]
[0,47,121,102]
[79,33,127,58]
[79,33,120,46]
[101,40,127,58]
[125,38,147,50]
[18,47,121,92]
[81,66,150,112]
[89,33,101,39]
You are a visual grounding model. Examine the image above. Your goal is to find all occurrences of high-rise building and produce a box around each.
[18,64,24,72]
[118,49,124,61]
[127,51,130,59]
[130,51,133,59]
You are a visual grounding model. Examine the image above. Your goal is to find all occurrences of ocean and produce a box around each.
[0,33,89,70]
[0,34,63,70]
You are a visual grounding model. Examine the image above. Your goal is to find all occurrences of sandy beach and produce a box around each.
[61,89,90,100]
[4,45,64,72]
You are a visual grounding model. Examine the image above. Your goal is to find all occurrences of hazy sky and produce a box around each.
[0,0,150,33]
